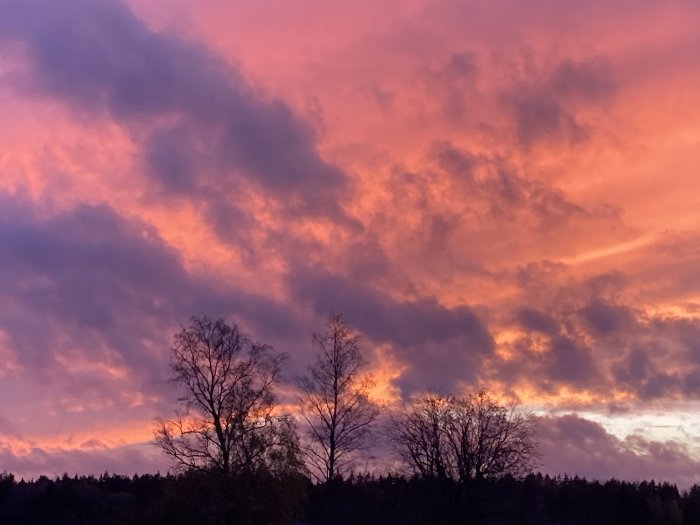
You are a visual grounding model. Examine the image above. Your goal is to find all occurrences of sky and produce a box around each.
[1,0,700,486]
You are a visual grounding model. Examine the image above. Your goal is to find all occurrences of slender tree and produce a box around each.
[298,313,378,482]
[154,315,294,476]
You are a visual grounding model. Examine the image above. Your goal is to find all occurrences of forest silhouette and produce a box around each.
[1,314,697,524]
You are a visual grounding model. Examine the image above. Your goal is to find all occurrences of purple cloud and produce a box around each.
[0,0,354,229]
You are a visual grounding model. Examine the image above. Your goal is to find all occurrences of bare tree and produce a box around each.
[154,315,294,476]
[448,390,538,481]
[389,394,452,480]
[389,390,538,482]
[297,313,379,482]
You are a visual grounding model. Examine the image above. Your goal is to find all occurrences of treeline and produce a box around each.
[2,313,694,524]
[152,314,538,484]
[0,470,698,524]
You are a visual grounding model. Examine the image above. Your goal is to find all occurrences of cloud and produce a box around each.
[542,336,601,388]
[538,414,700,488]
[0,0,354,229]
[489,241,700,404]
[0,193,305,398]
[516,308,560,335]
[506,57,616,148]
[288,265,494,392]
[420,52,478,122]
[579,300,635,337]
[426,141,615,233]
[0,0,699,485]
[0,443,166,479]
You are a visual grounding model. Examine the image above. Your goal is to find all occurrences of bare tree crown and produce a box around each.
[390,390,538,482]
[154,315,293,476]
[154,314,540,486]
[298,313,379,482]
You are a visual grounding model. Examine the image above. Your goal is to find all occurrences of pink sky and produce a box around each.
[1,0,700,485]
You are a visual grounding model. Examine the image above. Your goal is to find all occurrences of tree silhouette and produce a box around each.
[154,315,293,476]
[390,390,538,482]
[389,394,452,480]
[297,313,378,482]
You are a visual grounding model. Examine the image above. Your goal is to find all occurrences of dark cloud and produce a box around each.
[550,58,616,103]
[493,258,700,403]
[514,94,588,147]
[144,125,199,194]
[0,194,305,398]
[544,336,601,388]
[489,331,605,396]
[429,142,588,226]
[517,308,559,335]
[538,414,700,488]
[665,318,700,364]
[422,52,478,122]
[612,347,653,385]
[611,345,682,401]
[602,313,700,401]
[0,199,186,378]
[0,0,235,120]
[430,142,478,185]
[344,238,393,283]
[0,0,354,229]
[288,265,494,393]
[507,57,615,148]
[580,300,635,337]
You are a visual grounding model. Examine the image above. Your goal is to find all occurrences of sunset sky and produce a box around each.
[1,0,700,486]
